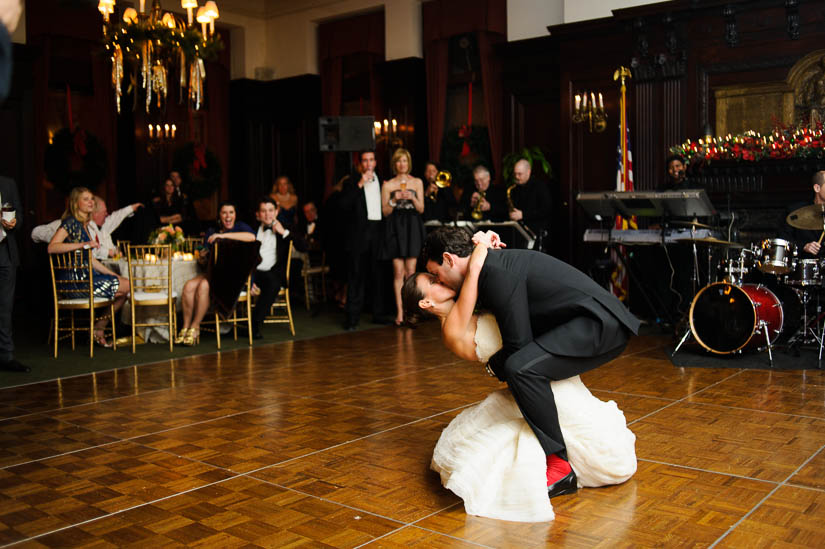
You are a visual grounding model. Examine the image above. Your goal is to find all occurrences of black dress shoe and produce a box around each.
[0,359,31,373]
[547,470,578,499]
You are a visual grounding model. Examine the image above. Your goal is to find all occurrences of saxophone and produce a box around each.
[506,183,517,213]
[471,190,486,220]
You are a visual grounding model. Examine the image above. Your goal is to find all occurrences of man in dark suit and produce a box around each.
[251,197,292,339]
[509,159,552,244]
[339,151,386,330]
[422,227,640,497]
[422,161,457,222]
[458,165,506,222]
[0,176,27,372]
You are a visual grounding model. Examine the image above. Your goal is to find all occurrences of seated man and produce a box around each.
[32,197,143,259]
[251,197,292,339]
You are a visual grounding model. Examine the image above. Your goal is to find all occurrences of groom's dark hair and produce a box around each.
[421,227,474,266]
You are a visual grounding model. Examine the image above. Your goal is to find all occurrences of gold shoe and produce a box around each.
[182,328,200,346]
[174,328,188,345]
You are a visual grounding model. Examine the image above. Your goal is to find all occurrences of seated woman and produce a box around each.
[176,201,255,345]
[402,235,636,522]
[269,175,298,231]
[48,187,131,347]
[152,178,187,226]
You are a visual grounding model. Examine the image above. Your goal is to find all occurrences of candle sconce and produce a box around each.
[572,91,607,133]
[373,117,411,149]
[146,122,177,154]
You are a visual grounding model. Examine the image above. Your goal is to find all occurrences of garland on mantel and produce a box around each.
[670,123,825,166]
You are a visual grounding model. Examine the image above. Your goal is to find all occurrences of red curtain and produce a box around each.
[477,31,504,182]
[424,39,448,164]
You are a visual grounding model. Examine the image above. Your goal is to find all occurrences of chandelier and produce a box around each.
[98,0,222,113]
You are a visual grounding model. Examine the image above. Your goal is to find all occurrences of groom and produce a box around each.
[421,227,640,498]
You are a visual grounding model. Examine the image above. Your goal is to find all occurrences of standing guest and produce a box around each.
[167,170,199,234]
[32,197,143,258]
[152,178,187,226]
[270,176,299,231]
[459,165,506,222]
[658,154,691,191]
[509,159,552,246]
[340,151,386,330]
[250,197,292,339]
[423,161,457,222]
[382,148,425,326]
[176,201,255,345]
[0,175,27,372]
[47,187,131,348]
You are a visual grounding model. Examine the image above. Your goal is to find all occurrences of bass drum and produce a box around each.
[689,283,783,354]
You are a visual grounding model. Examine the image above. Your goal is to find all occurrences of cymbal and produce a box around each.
[669,220,715,230]
[683,237,744,248]
[786,204,825,230]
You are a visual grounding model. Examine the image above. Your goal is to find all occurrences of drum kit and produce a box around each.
[674,204,825,367]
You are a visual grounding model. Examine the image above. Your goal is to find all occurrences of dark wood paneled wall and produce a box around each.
[499,0,825,269]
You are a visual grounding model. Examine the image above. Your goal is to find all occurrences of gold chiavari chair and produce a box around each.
[182,236,203,254]
[264,240,295,335]
[115,240,130,259]
[126,244,177,352]
[301,244,330,310]
[49,248,117,358]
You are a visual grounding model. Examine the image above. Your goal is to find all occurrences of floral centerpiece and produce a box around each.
[670,123,825,166]
[148,224,185,251]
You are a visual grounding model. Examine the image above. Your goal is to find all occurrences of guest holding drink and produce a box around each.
[176,201,255,345]
[48,187,131,348]
[381,148,425,326]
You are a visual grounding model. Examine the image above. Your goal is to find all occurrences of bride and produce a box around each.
[402,233,637,522]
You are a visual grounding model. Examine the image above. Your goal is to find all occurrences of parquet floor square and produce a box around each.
[0,414,118,468]
[715,485,825,548]
[134,397,419,473]
[3,323,825,547]
[23,476,402,548]
[0,441,233,545]
[250,419,461,523]
[633,401,825,481]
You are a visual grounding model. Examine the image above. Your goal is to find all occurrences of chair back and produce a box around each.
[126,244,173,301]
[115,240,130,259]
[183,236,203,254]
[50,248,95,306]
[285,240,293,286]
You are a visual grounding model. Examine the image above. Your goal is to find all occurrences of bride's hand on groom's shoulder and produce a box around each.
[472,230,506,249]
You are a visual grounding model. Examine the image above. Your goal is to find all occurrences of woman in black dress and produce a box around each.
[381,148,425,326]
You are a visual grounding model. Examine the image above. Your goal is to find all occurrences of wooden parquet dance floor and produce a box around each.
[2,323,825,547]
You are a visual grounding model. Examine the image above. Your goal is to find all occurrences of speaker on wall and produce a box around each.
[319,116,375,151]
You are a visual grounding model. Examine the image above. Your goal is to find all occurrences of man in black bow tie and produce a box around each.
[251,197,292,339]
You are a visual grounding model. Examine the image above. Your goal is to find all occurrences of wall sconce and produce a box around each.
[146,122,176,153]
[572,91,607,133]
[373,117,412,148]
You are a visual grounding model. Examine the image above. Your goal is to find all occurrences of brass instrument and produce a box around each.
[506,182,517,213]
[471,190,486,220]
[428,170,452,201]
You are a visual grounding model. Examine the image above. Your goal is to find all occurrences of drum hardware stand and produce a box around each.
[672,324,692,357]
[758,320,774,367]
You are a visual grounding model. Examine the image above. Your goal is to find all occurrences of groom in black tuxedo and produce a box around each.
[422,227,640,497]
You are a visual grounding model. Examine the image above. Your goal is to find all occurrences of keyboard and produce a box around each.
[583,228,716,245]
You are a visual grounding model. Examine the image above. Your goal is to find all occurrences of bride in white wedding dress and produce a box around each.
[404,235,637,522]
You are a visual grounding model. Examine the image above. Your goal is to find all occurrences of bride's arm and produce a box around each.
[442,243,488,355]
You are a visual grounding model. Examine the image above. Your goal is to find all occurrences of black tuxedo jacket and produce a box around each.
[459,184,507,222]
[256,225,293,280]
[510,178,552,235]
[478,249,640,379]
[339,171,383,253]
[0,176,21,267]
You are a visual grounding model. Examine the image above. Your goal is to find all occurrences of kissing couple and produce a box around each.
[402,227,640,522]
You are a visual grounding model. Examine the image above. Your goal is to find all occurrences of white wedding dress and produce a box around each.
[431,313,637,522]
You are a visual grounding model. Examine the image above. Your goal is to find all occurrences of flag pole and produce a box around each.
[613,67,632,187]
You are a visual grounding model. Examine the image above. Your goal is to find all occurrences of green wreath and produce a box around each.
[44,127,108,194]
[439,125,493,189]
[172,142,221,200]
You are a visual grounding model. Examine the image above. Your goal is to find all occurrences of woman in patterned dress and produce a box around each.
[48,187,130,347]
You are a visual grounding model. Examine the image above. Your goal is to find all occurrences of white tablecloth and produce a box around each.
[103,258,200,342]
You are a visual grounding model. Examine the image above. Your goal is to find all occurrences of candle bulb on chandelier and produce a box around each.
[392,119,397,133]
[582,93,587,108]
[574,94,581,111]
[164,124,170,138]
[139,0,145,13]
[598,93,603,109]
[383,119,388,133]
[148,124,153,139]
[590,92,596,110]
[374,121,381,135]
[171,124,176,138]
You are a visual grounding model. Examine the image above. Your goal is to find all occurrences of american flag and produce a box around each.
[610,123,637,301]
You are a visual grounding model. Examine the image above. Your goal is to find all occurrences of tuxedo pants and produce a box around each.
[345,222,384,325]
[251,269,283,328]
[502,314,630,460]
[0,263,14,362]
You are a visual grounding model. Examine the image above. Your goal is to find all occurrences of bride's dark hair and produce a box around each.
[421,227,474,266]
[402,274,428,323]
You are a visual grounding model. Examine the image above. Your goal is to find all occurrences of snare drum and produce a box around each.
[689,283,783,354]
[756,238,795,275]
[787,258,822,286]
